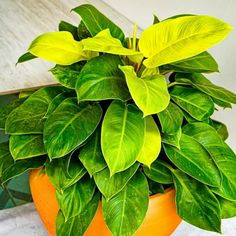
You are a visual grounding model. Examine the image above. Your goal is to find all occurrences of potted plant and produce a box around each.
[0,3,236,236]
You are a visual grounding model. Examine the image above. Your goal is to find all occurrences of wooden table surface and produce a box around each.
[0,0,141,95]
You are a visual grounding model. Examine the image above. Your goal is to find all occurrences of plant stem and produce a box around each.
[167,82,187,88]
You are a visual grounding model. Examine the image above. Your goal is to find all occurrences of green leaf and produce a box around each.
[28,32,98,65]
[211,119,229,141]
[56,191,100,236]
[50,63,85,89]
[101,101,145,175]
[94,163,139,200]
[139,15,232,68]
[213,98,232,109]
[17,52,37,64]
[144,160,173,184]
[79,128,106,176]
[119,65,170,116]
[102,172,149,236]
[173,170,221,233]
[58,21,79,40]
[160,52,218,73]
[170,86,214,121]
[45,154,86,192]
[44,92,73,118]
[0,97,26,129]
[72,4,125,42]
[78,21,91,40]
[19,90,36,99]
[164,133,221,186]
[76,54,130,102]
[9,134,46,160]
[137,116,161,167]
[161,128,182,149]
[44,98,102,159]
[157,101,183,134]
[153,15,160,24]
[175,73,236,104]
[0,142,14,178]
[148,180,165,195]
[218,197,236,219]
[6,86,64,134]
[56,175,95,221]
[183,122,236,200]
[82,29,142,59]
[1,156,46,183]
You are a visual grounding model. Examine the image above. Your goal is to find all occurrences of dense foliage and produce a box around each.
[1,4,236,236]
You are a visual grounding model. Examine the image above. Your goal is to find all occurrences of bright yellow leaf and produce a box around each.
[119,65,170,116]
[139,16,232,68]
[82,29,143,60]
[137,116,161,167]
[29,32,98,65]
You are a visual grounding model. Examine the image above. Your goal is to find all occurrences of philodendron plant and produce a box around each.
[1,3,236,235]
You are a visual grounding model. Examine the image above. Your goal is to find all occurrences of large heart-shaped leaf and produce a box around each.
[79,128,106,177]
[72,4,125,42]
[101,101,145,175]
[139,15,232,68]
[0,142,14,178]
[94,162,139,200]
[56,191,100,236]
[183,123,236,200]
[56,175,95,221]
[28,32,98,65]
[170,86,214,121]
[119,66,170,116]
[164,133,221,186]
[44,98,102,159]
[82,29,142,59]
[102,172,149,236]
[144,160,173,184]
[50,63,85,89]
[137,116,161,167]
[173,170,221,233]
[0,97,26,129]
[45,154,86,192]
[9,134,46,160]
[157,101,183,135]
[161,51,218,73]
[6,86,64,134]
[76,54,130,102]
[175,73,236,104]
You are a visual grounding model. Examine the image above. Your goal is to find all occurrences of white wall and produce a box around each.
[104,0,236,150]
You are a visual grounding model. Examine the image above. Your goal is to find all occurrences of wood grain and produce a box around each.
[0,0,142,95]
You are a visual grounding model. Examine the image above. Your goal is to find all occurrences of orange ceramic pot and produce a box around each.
[30,169,181,236]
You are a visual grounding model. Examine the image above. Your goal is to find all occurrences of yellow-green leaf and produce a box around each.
[29,32,97,65]
[139,16,232,68]
[82,29,142,59]
[137,116,161,167]
[119,65,170,116]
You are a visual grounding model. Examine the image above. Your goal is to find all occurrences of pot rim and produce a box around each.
[149,187,174,200]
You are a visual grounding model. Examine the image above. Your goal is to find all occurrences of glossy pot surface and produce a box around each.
[30,169,181,236]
